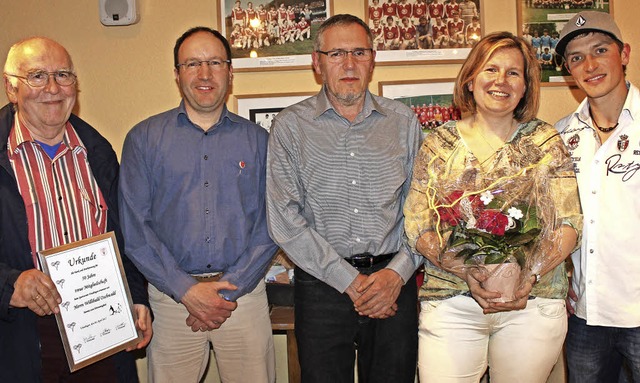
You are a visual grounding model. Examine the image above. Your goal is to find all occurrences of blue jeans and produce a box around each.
[294,264,418,383]
[566,315,640,383]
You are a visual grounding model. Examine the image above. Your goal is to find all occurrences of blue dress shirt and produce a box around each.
[119,102,278,302]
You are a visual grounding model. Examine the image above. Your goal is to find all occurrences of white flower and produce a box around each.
[508,207,523,220]
[480,191,494,205]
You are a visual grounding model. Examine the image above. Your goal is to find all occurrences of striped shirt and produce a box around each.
[8,114,108,266]
[266,87,423,293]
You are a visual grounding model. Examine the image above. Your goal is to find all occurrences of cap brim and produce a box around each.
[556,29,621,57]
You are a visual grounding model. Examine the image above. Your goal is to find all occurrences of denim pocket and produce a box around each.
[537,299,566,319]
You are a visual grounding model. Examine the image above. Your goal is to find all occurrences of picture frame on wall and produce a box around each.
[233,91,316,131]
[379,79,461,133]
[365,0,483,65]
[219,0,333,72]
[517,0,612,85]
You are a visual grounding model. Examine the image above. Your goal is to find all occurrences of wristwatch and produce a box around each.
[532,273,541,285]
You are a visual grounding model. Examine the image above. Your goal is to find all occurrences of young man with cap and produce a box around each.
[554,11,640,383]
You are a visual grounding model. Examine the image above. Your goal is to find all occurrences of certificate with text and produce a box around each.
[38,232,140,372]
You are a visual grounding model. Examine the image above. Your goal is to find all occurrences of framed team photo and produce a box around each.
[233,91,316,131]
[379,79,461,133]
[517,0,612,85]
[219,0,333,72]
[365,0,483,65]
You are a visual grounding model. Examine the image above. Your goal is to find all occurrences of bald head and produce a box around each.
[3,37,77,142]
[4,37,74,88]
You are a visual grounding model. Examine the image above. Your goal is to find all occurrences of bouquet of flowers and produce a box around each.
[438,188,540,268]
[423,153,562,302]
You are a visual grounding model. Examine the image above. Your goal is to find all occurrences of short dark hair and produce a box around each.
[314,14,373,51]
[173,26,232,68]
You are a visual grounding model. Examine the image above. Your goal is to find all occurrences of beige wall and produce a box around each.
[2,0,638,156]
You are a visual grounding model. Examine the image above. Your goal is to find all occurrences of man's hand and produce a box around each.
[353,269,403,319]
[127,304,153,351]
[345,274,368,303]
[181,281,238,332]
[10,269,62,316]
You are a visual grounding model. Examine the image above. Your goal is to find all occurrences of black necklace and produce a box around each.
[593,118,619,133]
[590,109,619,133]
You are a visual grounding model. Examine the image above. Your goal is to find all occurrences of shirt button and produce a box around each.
[589,249,594,253]
[350,152,355,157]
[204,132,208,136]
[590,219,594,224]
[204,155,208,160]
[353,208,358,213]
[204,181,209,187]
[206,264,211,268]
[595,160,599,164]
[205,209,210,214]
[591,190,596,194]
[356,238,361,242]
[58,196,63,201]
[351,180,357,185]
[205,237,210,243]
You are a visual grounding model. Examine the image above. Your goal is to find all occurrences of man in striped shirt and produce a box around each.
[1,37,151,382]
[267,14,422,383]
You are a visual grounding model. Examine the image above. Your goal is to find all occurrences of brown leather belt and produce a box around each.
[192,273,223,282]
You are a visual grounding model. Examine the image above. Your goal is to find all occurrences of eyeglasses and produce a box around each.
[5,70,77,87]
[316,48,374,63]
[176,59,231,72]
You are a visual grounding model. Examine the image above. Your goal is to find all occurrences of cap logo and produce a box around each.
[576,15,586,27]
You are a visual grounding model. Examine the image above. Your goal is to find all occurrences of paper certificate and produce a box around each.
[38,232,140,372]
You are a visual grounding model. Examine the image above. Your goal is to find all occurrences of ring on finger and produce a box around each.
[33,294,41,301]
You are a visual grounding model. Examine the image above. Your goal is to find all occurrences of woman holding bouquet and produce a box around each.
[404,31,582,383]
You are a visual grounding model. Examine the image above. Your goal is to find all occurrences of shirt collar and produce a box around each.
[177,100,236,131]
[575,81,639,125]
[314,85,386,121]
[8,111,85,155]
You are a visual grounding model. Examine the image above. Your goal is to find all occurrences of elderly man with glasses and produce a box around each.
[0,37,152,382]
[118,26,278,383]
[266,14,422,383]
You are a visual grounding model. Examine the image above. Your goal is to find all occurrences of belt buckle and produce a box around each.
[351,253,374,268]
[192,272,223,282]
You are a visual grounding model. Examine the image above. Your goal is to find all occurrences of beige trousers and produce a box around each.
[147,280,275,383]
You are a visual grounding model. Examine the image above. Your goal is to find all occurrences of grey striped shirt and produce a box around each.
[266,87,423,293]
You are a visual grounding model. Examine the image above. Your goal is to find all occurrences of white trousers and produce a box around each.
[147,280,275,383]
[418,295,567,383]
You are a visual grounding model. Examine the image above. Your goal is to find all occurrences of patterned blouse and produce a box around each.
[404,119,582,301]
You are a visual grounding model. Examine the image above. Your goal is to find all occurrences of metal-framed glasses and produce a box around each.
[5,70,77,87]
[176,59,231,72]
[315,48,374,63]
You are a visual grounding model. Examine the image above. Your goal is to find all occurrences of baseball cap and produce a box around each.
[555,11,623,57]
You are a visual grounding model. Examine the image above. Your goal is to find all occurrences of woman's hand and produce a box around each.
[478,274,535,314]
[464,268,502,310]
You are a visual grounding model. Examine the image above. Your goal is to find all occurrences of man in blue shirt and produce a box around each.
[119,26,279,382]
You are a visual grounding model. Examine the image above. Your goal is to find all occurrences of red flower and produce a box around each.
[475,210,509,236]
[436,190,464,226]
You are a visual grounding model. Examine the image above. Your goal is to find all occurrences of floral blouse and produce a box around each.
[404,119,582,301]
